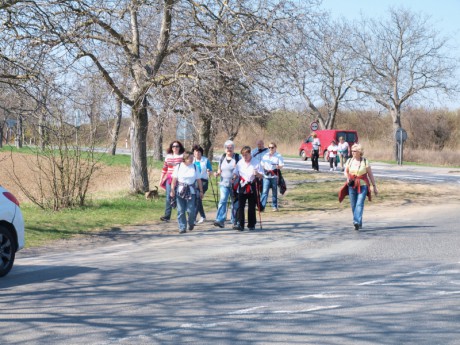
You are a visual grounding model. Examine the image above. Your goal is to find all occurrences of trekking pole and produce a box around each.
[255,179,263,230]
[209,174,218,210]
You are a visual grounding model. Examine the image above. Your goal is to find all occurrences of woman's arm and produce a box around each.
[367,166,378,196]
[197,179,204,199]
[170,177,177,196]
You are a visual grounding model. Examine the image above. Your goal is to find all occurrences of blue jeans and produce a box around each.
[215,185,238,224]
[176,194,197,231]
[348,185,368,227]
[163,180,172,219]
[261,177,278,209]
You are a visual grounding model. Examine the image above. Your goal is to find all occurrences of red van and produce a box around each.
[299,130,359,161]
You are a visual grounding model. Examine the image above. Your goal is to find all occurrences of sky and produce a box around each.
[320,0,460,109]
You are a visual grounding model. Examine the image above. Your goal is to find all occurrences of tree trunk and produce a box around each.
[39,111,46,150]
[391,109,402,161]
[110,98,123,155]
[0,125,3,148]
[129,102,149,193]
[200,114,212,158]
[16,114,23,148]
[151,130,163,161]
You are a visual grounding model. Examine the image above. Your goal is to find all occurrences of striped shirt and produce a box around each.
[162,154,183,176]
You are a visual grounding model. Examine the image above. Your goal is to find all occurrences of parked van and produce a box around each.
[299,130,359,161]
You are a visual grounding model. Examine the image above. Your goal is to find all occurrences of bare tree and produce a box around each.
[269,12,358,130]
[349,7,459,158]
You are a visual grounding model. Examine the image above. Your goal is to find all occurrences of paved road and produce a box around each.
[284,158,460,184]
[1,201,460,344]
[98,148,460,184]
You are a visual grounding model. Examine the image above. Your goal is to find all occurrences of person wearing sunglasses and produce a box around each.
[339,143,378,230]
[159,141,185,222]
[260,142,284,212]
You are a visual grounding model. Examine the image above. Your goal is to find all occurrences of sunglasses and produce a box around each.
[172,145,180,148]
[268,146,275,149]
[226,146,234,149]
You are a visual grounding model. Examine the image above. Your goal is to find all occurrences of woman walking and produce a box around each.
[192,145,212,224]
[213,140,240,229]
[233,146,263,231]
[159,141,184,222]
[170,152,204,234]
[337,136,350,171]
[339,144,378,230]
[311,132,321,171]
[260,142,284,212]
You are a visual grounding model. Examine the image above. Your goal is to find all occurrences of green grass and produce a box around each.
[22,188,219,247]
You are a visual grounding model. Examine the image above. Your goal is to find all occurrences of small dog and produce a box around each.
[145,186,159,201]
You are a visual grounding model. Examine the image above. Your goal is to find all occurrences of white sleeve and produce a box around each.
[172,165,180,179]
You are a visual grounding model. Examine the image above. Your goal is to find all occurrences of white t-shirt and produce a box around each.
[219,155,238,187]
[261,152,284,178]
[312,138,321,150]
[234,158,263,183]
[327,144,338,158]
[172,163,200,194]
[338,141,349,154]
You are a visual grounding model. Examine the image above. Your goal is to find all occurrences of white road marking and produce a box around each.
[228,306,266,315]
[272,305,341,314]
[297,294,346,299]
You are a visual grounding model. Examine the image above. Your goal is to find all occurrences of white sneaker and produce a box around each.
[333,167,337,171]
[329,168,333,171]
[197,217,205,224]
[272,208,278,212]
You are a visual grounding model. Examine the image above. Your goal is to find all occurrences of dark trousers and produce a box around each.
[329,157,338,168]
[312,149,319,171]
[237,191,257,229]
[195,179,209,219]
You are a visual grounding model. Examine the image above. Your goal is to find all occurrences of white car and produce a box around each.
[0,185,25,277]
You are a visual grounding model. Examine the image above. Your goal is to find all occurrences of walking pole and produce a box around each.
[255,179,263,230]
[209,174,218,210]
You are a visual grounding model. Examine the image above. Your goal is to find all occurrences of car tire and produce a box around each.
[300,150,308,161]
[0,226,17,277]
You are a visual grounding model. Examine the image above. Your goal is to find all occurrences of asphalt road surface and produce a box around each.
[284,158,460,185]
[2,200,460,344]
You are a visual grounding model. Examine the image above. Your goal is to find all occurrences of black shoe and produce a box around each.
[189,225,194,231]
[179,229,186,234]
[213,221,224,228]
[354,223,360,231]
[248,227,255,230]
[233,225,243,231]
[160,216,170,222]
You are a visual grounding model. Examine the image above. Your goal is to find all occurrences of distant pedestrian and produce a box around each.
[192,145,212,224]
[327,140,338,171]
[159,141,184,222]
[337,136,350,171]
[170,151,204,234]
[260,142,284,212]
[339,144,378,230]
[233,146,263,231]
[311,132,320,171]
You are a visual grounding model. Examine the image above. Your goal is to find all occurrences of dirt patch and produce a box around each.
[0,152,163,202]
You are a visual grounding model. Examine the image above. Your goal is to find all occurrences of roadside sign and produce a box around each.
[310,121,319,131]
[395,128,408,142]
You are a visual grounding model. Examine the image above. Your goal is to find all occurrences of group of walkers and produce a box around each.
[159,139,285,233]
[158,136,378,234]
